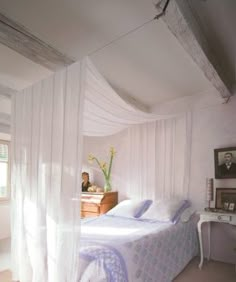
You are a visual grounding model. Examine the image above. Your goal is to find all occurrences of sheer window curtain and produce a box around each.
[11,60,85,282]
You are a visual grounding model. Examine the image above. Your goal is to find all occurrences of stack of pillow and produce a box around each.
[107,198,195,223]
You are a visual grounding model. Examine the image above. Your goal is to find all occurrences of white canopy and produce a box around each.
[11,57,189,282]
[83,57,173,136]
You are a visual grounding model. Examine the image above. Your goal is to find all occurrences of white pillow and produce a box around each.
[140,198,190,223]
[180,207,195,222]
[106,199,152,218]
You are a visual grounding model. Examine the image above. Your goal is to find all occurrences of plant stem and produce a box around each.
[108,155,113,180]
[94,157,108,178]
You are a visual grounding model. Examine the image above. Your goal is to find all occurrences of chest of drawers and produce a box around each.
[81,191,118,218]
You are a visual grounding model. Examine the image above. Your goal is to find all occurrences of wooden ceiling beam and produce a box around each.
[160,0,232,99]
[0,13,74,71]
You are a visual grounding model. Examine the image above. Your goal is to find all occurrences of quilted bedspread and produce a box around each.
[78,215,198,282]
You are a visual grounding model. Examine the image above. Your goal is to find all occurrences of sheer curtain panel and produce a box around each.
[11,60,85,282]
[126,113,192,200]
[126,114,192,200]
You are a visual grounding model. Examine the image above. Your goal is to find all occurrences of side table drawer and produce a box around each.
[201,213,232,223]
[216,215,231,222]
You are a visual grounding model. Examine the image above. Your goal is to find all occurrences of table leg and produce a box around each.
[207,221,211,261]
[198,220,204,269]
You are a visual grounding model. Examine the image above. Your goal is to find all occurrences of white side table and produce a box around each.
[197,210,236,269]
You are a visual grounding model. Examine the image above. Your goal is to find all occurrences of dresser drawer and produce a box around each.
[81,211,99,218]
[81,203,100,213]
[81,192,118,218]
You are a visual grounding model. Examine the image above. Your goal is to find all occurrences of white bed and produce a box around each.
[78,214,198,282]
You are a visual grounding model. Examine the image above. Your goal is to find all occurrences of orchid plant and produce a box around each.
[88,147,116,192]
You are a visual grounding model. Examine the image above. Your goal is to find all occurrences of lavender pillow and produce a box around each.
[106,199,152,218]
[140,198,190,223]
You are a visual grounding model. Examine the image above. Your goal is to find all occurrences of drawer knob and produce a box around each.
[218,216,221,220]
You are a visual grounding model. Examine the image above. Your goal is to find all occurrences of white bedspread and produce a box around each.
[78,215,198,282]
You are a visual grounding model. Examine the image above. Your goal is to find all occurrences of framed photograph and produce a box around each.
[228,203,235,212]
[223,202,229,210]
[214,147,236,179]
[215,188,236,210]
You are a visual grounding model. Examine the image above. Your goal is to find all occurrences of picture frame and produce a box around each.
[228,203,235,212]
[223,202,229,210]
[214,147,236,179]
[215,188,236,210]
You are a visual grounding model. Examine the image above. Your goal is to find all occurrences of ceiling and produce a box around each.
[189,0,236,86]
[0,0,235,110]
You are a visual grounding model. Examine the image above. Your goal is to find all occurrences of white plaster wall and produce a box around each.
[189,95,236,210]
[189,94,236,264]
[0,133,11,240]
[0,204,10,240]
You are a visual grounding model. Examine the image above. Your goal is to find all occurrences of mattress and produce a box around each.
[78,215,198,282]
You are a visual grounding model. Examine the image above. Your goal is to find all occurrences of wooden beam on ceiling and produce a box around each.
[0,13,75,71]
[160,0,232,99]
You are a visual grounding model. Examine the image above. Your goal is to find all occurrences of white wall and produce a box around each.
[189,95,236,209]
[0,133,11,240]
[189,94,236,264]
[0,205,10,240]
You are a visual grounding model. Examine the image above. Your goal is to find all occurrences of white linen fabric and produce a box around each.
[140,198,190,223]
[106,199,152,218]
[180,207,196,223]
[11,61,85,282]
[125,113,192,200]
[83,58,173,136]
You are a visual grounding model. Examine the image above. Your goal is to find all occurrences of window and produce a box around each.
[0,140,10,201]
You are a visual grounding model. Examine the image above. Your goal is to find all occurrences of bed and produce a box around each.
[78,213,198,282]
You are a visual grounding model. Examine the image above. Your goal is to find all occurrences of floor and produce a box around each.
[0,257,235,282]
[174,257,236,282]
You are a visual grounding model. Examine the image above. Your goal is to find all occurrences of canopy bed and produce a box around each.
[11,57,195,282]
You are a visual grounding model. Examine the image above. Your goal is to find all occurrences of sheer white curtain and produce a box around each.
[83,113,192,201]
[83,58,173,136]
[11,55,192,281]
[126,113,192,200]
[11,61,85,282]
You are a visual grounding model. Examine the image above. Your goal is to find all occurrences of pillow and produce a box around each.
[180,207,195,223]
[140,198,190,223]
[106,199,152,218]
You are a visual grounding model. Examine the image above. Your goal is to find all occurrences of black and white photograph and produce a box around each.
[223,202,229,210]
[216,188,236,210]
[214,147,236,179]
[228,203,235,212]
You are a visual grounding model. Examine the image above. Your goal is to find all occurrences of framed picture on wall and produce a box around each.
[228,203,235,212]
[214,147,236,179]
[215,188,236,210]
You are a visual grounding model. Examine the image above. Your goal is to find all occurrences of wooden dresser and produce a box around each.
[81,191,118,218]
